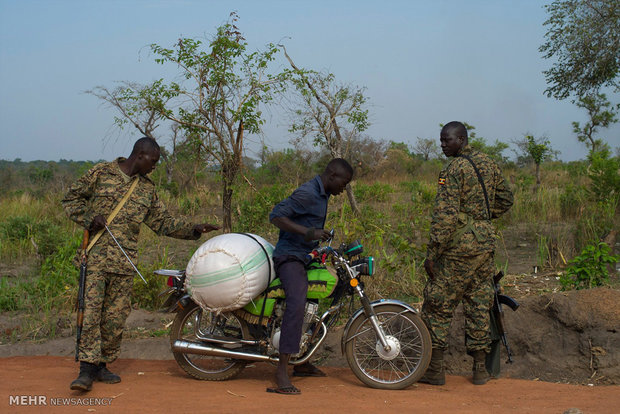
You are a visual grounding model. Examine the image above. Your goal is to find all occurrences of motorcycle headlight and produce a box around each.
[352,256,374,276]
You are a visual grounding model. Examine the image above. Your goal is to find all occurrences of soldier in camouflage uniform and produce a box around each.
[420,121,513,386]
[62,137,220,392]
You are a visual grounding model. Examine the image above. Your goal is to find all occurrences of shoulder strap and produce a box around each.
[86,177,139,253]
[460,154,491,220]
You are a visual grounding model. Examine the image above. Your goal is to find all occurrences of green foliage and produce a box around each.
[540,0,619,100]
[233,183,292,234]
[354,182,394,203]
[0,215,65,258]
[526,135,554,165]
[469,136,509,164]
[574,196,618,252]
[179,195,201,216]
[399,180,436,205]
[586,148,620,202]
[132,248,174,310]
[559,183,588,217]
[572,93,619,153]
[537,234,550,269]
[0,230,80,312]
[252,148,319,187]
[560,241,619,290]
[565,160,588,179]
[0,159,94,195]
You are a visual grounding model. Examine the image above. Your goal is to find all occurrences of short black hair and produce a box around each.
[442,121,468,139]
[131,137,160,156]
[325,158,354,177]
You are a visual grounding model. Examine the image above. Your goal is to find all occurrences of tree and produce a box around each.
[572,92,619,153]
[540,0,619,100]
[96,13,288,231]
[282,46,369,214]
[525,135,555,190]
[412,137,440,161]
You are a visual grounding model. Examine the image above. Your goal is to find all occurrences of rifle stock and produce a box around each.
[75,230,89,361]
[492,271,519,363]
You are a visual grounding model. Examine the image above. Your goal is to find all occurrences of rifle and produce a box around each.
[75,230,89,361]
[492,270,519,363]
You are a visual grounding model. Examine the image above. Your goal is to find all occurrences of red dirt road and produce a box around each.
[2,356,618,413]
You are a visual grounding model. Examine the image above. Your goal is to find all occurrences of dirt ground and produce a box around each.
[2,356,619,414]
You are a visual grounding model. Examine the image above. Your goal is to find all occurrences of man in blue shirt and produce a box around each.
[268,158,353,395]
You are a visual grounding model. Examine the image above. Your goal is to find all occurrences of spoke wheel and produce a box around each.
[344,304,431,389]
[170,301,249,381]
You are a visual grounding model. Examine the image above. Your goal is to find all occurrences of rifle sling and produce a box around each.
[86,176,139,253]
[459,154,491,220]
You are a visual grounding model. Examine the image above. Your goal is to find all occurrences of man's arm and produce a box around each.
[270,216,331,242]
[144,191,220,239]
[61,166,100,230]
[491,172,514,218]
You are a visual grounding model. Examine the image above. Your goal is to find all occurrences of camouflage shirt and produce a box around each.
[62,158,200,274]
[426,145,513,261]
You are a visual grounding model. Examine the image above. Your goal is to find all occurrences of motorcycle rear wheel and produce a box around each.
[344,303,431,389]
[170,301,249,381]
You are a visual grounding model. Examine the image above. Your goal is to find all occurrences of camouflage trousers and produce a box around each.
[77,269,133,364]
[421,252,494,353]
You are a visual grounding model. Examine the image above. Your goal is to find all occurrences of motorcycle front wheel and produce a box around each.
[170,300,249,381]
[344,303,431,389]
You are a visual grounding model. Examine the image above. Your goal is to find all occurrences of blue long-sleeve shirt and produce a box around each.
[269,175,330,260]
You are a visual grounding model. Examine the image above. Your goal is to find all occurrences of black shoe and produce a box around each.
[70,362,98,391]
[419,348,445,385]
[472,350,489,385]
[96,363,121,384]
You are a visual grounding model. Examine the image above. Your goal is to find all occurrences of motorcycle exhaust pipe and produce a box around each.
[172,340,279,363]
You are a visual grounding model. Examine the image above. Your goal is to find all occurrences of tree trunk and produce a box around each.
[535,162,541,191]
[345,184,359,214]
[222,180,233,232]
[221,151,242,232]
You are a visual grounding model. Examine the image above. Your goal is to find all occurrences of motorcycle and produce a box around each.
[155,234,432,390]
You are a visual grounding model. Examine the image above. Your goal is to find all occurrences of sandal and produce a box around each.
[266,385,301,395]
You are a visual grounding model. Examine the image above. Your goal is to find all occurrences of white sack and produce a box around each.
[185,233,275,312]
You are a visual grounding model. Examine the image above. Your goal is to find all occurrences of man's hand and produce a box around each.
[305,227,331,242]
[316,229,332,241]
[193,223,221,234]
[424,259,435,280]
[89,215,107,232]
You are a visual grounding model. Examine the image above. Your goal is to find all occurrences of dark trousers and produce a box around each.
[273,255,308,354]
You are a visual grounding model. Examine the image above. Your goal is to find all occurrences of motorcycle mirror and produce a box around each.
[327,228,335,245]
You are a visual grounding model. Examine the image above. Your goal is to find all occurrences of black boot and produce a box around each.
[419,348,445,385]
[472,350,489,385]
[96,362,121,384]
[70,361,98,391]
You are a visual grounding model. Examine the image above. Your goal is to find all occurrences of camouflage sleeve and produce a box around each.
[61,165,99,229]
[491,172,514,218]
[426,165,461,261]
[143,191,200,240]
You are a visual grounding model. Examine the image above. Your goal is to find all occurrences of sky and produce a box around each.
[0,0,618,162]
